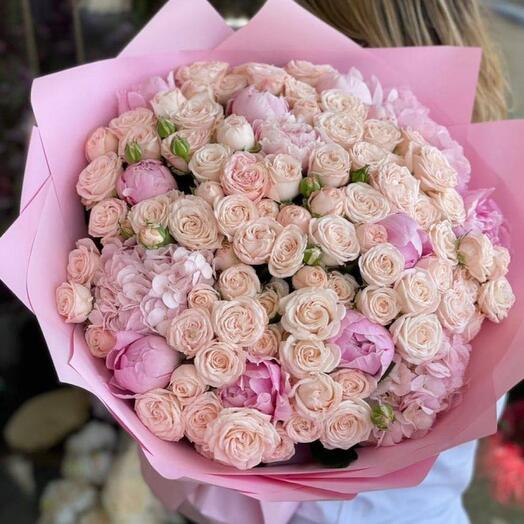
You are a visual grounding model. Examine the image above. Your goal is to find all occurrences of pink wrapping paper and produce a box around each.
[1,0,523,519]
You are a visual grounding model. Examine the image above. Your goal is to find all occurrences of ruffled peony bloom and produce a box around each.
[117,75,170,114]
[227,85,289,124]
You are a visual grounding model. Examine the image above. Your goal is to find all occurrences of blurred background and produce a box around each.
[0,1,523,523]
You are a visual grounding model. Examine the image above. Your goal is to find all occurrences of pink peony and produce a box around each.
[227,85,289,124]
[220,359,292,422]
[329,309,394,379]
[116,75,171,114]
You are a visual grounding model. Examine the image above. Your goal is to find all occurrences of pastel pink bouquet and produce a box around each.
[2,0,524,519]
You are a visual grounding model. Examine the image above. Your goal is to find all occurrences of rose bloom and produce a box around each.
[85,325,115,358]
[165,307,214,357]
[268,225,307,278]
[320,399,373,450]
[280,336,341,378]
[215,73,249,104]
[283,75,318,107]
[257,198,280,218]
[257,287,280,321]
[205,407,280,470]
[308,142,351,188]
[168,195,223,250]
[416,256,454,293]
[194,340,246,388]
[463,310,486,342]
[216,114,255,151]
[344,182,391,224]
[234,62,286,95]
[394,268,440,315]
[214,240,241,271]
[218,263,261,300]
[117,160,176,205]
[187,283,220,313]
[194,181,224,208]
[168,364,207,407]
[172,93,223,131]
[212,297,268,346]
[246,324,282,361]
[66,238,100,286]
[188,143,232,183]
[175,60,229,86]
[135,389,184,441]
[118,125,161,161]
[285,59,336,87]
[331,369,377,401]
[319,89,367,120]
[162,128,211,173]
[314,111,363,150]
[179,80,215,100]
[279,288,345,340]
[221,151,270,202]
[327,271,358,306]
[292,98,322,125]
[183,391,222,445]
[356,223,388,253]
[412,145,458,192]
[363,119,402,152]
[284,411,323,443]
[458,232,494,283]
[214,194,259,240]
[56,282,93,323]
[266,153,303,202]
[437,286,475,333]
[292,266,328,289]
[76,153,122,208]
[490,246,510,280]
[478,276,515,323]
[268,276,290,297]
[429,188,466,226]
[85,127,119,162]
[277,204,311,233]
[356,285,399,326]
[109,107,156,139]
[127,193,174,234]
[309,215,360,266]
[150,88,186,119]
[232,217,283,265]
[359,243,404,286]
[292,372,342,419]
[390,313,443,365]
[308,187,345,216]
[397,128,428,156]
[453,266,481,303]
[349,141,390,173]
[227,85,289,124]
[428,220,458,264]
[329,310,395,378]
[414,192,442,230]
[263,423,295,464]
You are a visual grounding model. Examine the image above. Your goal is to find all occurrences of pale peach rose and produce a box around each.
[284,412,323,443]
[331,369,377,400]
[109,107,156,139]
[135,389,184,442]
[414,192,442,230]
[179,79,215,100]
[285,60,336,86]
[292,372,342,419]
[216,114,255,151]
[428,220,458,263]
[320,399,372,450]
[257,287,280,321]
[283,76,318,108]
[277,204,312,233]
[165,308,214,358]
[85,127,119,162]
[356,285,399,326]
[308,143,351,188]
[150,88,186,119]
[168,364,207,407]
[292,266,328,290]
[356,223,389,253]
[319,89,367,120]
[183,391,222,445]
[412,145,458,192]
[490,246,510,280]
[292,99,322,126]
[263,423,295,463]
[344,182,391,224]
[127,193,170,234]
[359,243,404,286]
[232,217,283,265]
[215,73,249,105]
[268,225,307,278]
[397,128,428,156]
[162,128,211,173]
[187,284,220,314]
[437,286,475,333]
[429,188,466,226]
[309,215,360,266]
[175,60,229,86]
[370,162,419,217]
[212,297,268,346]
[214,194,259,240]
[246,324,282,361]
[416,256,454,293]
[308,187,345,216]
[458,232,494,283]
[280,288,345,340]
[390,313,443,364]
[137,224,168,249]
[267,278,290,297]
[168,195,223,250]
[189,143,232,183]
[84,325,115,358]
[256,198,280,218]
[238,62,288,95]
[173,93,224,131]
[66,238,100,285]
[195,341,246,388]
[327,271,359,306]
[267,153,303,202]
[205,407,280,470]
[76,153,122,208]
[462,310,486,342]
[194,181,224,208]
[221,151,270,202]
[118,125,161,160]
[214,240,241,271]
[394,268,440,315]
[56,282,92,323]
[314,112,363,150]
[453,267,481,303]
[280,336,341,378]
[349,141,390,173]
[218,263,261,300]
[478,276,515,323]
[363,119,402,152]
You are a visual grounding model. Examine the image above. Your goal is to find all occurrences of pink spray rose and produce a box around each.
[106,332,182,395]
[227,85,289,124]
[116,75,171,114]
[329,309,395,379]
[117,160,176,205]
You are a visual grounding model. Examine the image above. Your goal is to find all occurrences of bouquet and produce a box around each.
[2,0,524,518]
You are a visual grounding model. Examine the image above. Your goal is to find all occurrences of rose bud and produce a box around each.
[216,114,256,151]
[124,141,143,163]
[85,127,119,162]
[308,187,345,216]
[371,403,395,430]
[56,281,93,323]
[227,85,289,124]
[194,181,224,208]
[303,246,323,266]
[137,224,172,249]
[299,176,321,198]
[156,118,177,139]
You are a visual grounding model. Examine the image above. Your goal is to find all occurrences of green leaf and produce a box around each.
[310,440,359,469]
[351,165,369,184]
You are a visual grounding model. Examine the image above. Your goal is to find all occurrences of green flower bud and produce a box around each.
[247,142,262,153]
[371,403,395,431]
[299,177,321,198]
[303,246,323,266]
[138,225,172,249]
[171,137,190,163]
[157,118,177,139]
[119,219,134,240]
[351,166,369,184]
[125,141,142,163]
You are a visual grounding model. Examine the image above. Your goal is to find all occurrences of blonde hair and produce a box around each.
[296,0,508,122]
